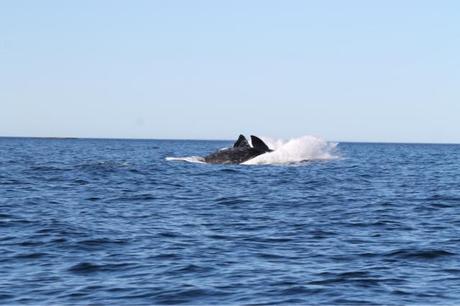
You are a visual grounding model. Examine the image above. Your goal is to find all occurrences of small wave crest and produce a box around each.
[243,135,338,165]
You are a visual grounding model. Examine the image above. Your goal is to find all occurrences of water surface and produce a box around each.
[1,138,460,304]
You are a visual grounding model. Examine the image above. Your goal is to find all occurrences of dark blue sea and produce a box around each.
[1,137,460,305]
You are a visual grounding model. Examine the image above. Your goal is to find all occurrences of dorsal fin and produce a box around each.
[250,135,271,152]
[233,134,250,148]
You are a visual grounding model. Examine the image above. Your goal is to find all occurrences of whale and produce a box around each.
[204,135,272,164]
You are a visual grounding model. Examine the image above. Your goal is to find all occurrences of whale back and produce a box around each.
[204,134,272,164]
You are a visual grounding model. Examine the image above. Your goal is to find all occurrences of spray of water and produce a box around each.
[243,135,338,165]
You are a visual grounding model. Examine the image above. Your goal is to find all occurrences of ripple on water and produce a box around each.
[67,262,134,275]
[14,252,48,260]
[386,249,456,261]
[214,196,250,206]
[75,238,129,250]
[114,193,157,201]
[308,271,381,287]
[153,287,229,305]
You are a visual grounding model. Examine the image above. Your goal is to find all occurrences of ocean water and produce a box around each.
[1,137,460,305]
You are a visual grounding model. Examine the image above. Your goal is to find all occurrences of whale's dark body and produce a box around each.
[204,135,272,164]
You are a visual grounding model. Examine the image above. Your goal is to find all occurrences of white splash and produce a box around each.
[165,156,206,164]
[243,135,338,165]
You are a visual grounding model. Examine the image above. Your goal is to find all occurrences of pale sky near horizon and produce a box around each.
[1,0,459,143]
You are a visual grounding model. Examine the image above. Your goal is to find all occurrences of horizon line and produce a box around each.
[0,135,459,146]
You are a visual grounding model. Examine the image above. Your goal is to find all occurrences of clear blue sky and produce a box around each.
[1,0,459,143]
